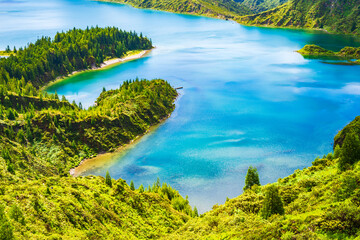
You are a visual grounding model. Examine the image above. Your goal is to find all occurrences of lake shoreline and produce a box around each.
[69,112,173,177]
[42,49,153,91]
[95,0,346,36]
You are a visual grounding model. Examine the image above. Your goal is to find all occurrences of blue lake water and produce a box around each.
[2,0,360,212]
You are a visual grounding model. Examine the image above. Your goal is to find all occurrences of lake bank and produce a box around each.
[70,113,172,177]
[42,49,152,91]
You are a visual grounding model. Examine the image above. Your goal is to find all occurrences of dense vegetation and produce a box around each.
[1,25,360,239]
[0,78,201,239]
[0,26,152,92]
[0,29,201,239]
[236,0,288,13]
[0,176,194,239]
[100,0,288,19]
[237,0,360,35]
[0,78,177,177]
[297,44,360,64]
[101,0,252,19]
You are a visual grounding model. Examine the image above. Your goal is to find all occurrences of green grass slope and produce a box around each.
[101,0,252,19]
[238,0,360,35]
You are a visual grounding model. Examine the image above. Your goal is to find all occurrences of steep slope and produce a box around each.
[237,0,288,13]
[238,0,360,35]
[0,79,177,178]
[0,177,192,239]
[101,0,252,19]
[0,28,197,239]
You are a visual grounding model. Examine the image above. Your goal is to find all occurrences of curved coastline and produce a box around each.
[70,89,183,177]
[42,49,153,91]
[70,113,172,177]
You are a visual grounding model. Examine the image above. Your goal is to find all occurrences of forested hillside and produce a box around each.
[0,29,200,239]
[0,26,152,91]
[101,0,252,19]
[238,0,360,35]
[236,0,288,13]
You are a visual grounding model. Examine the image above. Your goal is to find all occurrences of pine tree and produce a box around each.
[105,171,112,187]
[130,180,135,191]
[243,166,260,191]
[138,184,144,193]
[260,185,284,219]
[339,132,360,171]
[193,206,199,217]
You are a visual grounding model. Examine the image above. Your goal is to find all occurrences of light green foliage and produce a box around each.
[238,0,360,35]
[0,177,190,239]
[105,171,112,187]
[243,166,260,191]
[260,185,284,219]
[145,179,199,217]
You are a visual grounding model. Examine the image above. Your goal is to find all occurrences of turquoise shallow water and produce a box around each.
[2,0,360,212]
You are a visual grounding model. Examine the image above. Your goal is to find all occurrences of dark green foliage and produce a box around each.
[130,180,135,190]
[339,132,360,171]
[138,184,144,193]
[0,27,152,96]
[243,166,260,191]
[105,171,112,187]
[260,185,284,219]
[238,0,360,35]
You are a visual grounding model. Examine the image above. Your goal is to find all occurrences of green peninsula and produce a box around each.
[0,27,199,239]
